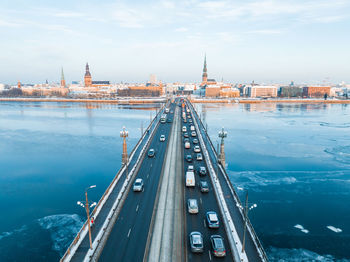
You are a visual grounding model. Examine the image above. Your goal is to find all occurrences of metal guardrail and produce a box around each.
[60,102,167,262]
[188,101,268,262]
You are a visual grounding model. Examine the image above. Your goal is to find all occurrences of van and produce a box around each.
[186,171,195,187]
[190,125,195,131]
[182,126,187,132]
[185,142,191,149]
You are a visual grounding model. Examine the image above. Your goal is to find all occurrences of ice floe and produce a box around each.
[294,224,309,233]
[326,226,342,233]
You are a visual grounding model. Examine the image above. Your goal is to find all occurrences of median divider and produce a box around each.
[61,102,167,262]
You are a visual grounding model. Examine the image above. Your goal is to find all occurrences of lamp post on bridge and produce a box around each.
[77,185,97,250]
[218,127,227,168]
[236,189,257,253]
[120,126,129,165]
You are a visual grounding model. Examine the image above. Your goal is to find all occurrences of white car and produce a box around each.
[191,131,196,137]
[160,135,165,142]
[133,178,144,192]
[194,146,201,153]
[188,199,199,214]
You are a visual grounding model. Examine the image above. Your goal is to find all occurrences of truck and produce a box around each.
[160,114,167,123]
[186,171,195,187]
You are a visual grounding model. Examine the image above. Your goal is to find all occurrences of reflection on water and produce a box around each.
[0,101,162,262]
[198,103,350,261]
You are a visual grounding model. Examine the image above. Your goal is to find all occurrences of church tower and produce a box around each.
[202,54,208,83]
[60,67,66,87]
[84,63,92,87]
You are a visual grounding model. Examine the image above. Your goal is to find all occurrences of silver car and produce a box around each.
[133,178,144,192]
[187,199,198,214]
[194,146,201,153]
[189,232,203,253]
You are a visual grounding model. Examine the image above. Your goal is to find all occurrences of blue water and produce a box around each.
[0,101,160,261]
[0,101,349,261]
[197,102,350,261]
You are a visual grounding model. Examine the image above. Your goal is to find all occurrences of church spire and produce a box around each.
[85,62,91,77]
[61,67,66,87]
[202,54,208,83]
[84,62,92,87]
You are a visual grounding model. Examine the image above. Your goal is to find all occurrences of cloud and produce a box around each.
[249,29,282,35]
[0,19,22,27]
[53,11,84,18]
[175,27,188,32]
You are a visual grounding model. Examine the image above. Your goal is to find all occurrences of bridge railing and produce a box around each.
[188,101,268,262]
[60,101,167,262]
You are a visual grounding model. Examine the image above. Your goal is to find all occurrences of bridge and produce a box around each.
[61,98,268,262]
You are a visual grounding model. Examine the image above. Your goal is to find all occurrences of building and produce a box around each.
[84,63,92,87]
[280,86,303,97]
[247,85,278,98]
[117,84,163,97]
[303,86,331,98]
[202,55,208,83]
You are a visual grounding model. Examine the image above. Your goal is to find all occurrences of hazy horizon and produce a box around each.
[0,0,349,84]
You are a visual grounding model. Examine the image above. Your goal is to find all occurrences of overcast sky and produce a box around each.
[0,0,349,85]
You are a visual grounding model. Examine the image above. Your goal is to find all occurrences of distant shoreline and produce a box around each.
[1,97,350,104]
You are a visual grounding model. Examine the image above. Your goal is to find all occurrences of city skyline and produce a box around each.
[0,0,350,84]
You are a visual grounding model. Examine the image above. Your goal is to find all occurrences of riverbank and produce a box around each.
[1,97,350,104]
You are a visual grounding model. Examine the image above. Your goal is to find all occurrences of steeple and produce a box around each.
[202,54,208,83]
[85,63,91,77]
[84,62,92,87]
[61,67,66,87]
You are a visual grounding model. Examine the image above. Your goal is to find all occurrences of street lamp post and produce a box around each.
[120,127,129,165]
[77,185,96,250]
[236,189,257,253]
[218,127,227,167]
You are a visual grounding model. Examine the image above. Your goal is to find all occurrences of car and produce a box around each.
[170,110,174,114]
[183,118,187,123]
[189,119,193,123]
[210,235,226,257]
[200,180,209,192]
[196,153,203,161]
[198,166,207,176]
[206,211,219,228]
[185,154,193,162]
[187,199,199,214]
[191,131,196,137]
[133,178,144,192]
[194,146,201,153]
[192,138,198,144]
[167,118,172,123]
[184,132,189,138]
[160,135,165,142]
[187,165,194,172]
[184,138,190,143]
[148,149,155,157]
[182,126,187,132]
[190,125,195,131]
[184,142,191,149]
[189,232,204,253]
[187,115,191,119]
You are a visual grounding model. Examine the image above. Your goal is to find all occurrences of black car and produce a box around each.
[148,149,155,157]
[185,154,193,162]
[210,235,226,257]
[198,166,207,176]
[167,118,172,123]
[184,138,190,143]
[200,181,209,193]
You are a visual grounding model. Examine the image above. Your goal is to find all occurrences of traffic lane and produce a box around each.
[191,109,262,261]
[98,117,172,261]
[184,159,232,262]
[183,148,232,260]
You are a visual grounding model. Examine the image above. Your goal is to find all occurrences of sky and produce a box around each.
[0,0,349,85]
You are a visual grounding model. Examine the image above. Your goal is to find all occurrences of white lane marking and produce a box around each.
[209,250,212,261]
[200,197,203,205]
[136,205,139,212]
[147,173,149,179]
[127,228,131,238]
[203,219,206,227]
[151,163,153,168]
